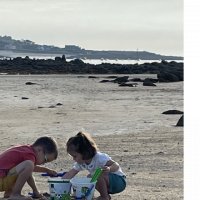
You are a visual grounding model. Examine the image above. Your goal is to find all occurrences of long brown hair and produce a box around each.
[66,131,98,160]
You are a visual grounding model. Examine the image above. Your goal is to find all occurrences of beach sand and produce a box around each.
[0,75,183,199]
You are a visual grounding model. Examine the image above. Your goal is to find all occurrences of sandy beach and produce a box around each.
[0,75,183,199]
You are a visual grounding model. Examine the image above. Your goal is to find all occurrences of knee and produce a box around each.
[23,160,34,171]
[96,174,109,187]
[16,160,34,174]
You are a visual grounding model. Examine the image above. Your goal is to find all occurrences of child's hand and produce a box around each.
[102,166,110,173]
[46,168,57,177]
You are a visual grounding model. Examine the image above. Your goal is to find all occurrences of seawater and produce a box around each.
[0,51,183,65]
[73,59,183,65]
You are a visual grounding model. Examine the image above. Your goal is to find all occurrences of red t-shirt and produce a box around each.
[0,145,36,177]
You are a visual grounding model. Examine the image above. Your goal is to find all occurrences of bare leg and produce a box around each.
[4,188,12,198]
[27,175,47,199]
[95,174,111,200]
[27,175,38,194]
[8,160,34,200]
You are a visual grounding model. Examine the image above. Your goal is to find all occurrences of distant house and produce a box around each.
[4,44,16,50]
[37,46,45,51]
[64,45,84,53]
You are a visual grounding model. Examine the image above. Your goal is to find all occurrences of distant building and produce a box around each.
[64,45,84,52]
[4,44,16,50]
[37,46,45,51]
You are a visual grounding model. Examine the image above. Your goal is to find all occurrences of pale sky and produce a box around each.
[0,0,183,56]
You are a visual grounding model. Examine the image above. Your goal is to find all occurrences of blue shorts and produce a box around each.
[108,173,126,194]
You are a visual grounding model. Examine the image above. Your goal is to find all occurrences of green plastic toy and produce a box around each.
[90,168,103,182]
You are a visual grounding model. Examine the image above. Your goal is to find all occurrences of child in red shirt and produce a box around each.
[0,136,58,200]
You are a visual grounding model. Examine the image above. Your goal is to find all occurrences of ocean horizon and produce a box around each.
[0,50,183,65]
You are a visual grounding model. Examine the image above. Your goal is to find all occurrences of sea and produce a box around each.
[0,50,183,65]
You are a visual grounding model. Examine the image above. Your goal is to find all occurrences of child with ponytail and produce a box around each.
[62,131,126,200]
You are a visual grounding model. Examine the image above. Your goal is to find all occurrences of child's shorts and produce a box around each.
[0,168,17,191]
[108,173,126,194]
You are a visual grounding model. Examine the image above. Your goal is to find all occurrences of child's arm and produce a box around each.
[34,165,57,176]
[27,174,47,200]
[103,159,119,173]
[62,168,79,179]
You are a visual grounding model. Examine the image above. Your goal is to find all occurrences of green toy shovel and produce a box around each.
[90,167,103,182]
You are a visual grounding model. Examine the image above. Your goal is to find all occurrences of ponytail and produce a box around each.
[66,131,98,160]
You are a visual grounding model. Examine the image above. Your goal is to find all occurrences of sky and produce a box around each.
[0,0,183,56]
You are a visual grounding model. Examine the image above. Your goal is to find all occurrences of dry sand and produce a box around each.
[0,75,183,199]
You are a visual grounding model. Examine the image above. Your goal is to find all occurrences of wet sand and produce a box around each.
[0,75,183,199]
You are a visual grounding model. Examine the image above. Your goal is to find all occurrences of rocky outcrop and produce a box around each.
[0,57,183,82]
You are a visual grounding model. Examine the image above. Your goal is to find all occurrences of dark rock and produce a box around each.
[158,72,180,82]
[61,54,66,61]
[100,80,110,83]
[25,82,37,85]
[113,76,129,84]
[107,76,118,79]
[144,78,159,83]
[156,151,164,155]
[55,56,65,62]
[69,58,86,66]
[162,110,183,114]
[49,105,56,108]
[119,83,133,87]
[143,80,156,86]
[21,97,29,99]
[176,115,184,126]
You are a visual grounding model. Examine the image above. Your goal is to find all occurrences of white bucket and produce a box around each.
[48,177,71,200]
[70,177,96,200]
